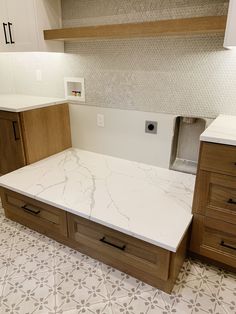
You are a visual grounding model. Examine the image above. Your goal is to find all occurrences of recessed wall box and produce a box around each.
[64,77,85,102]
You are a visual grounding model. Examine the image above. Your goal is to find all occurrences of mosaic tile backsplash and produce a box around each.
[1,0,236,118]
[61,0,236,118]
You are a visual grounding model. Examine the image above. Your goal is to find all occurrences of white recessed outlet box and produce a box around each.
[64,77,85,102]
[97,114,105,127]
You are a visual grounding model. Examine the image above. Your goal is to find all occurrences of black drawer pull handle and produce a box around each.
[220,240,236,251]
[100,236,126,251]
[227,198,236,205]
[3,23,10,44]
[12,121,20,140]
[8,22,14,44]
[22,204,40,215]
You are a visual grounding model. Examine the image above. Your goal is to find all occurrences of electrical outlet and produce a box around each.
[97,114,105,127]
[145,121,158,134]
[36,69,42,81]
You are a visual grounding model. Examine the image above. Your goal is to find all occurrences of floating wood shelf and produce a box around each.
[44,16,227,41]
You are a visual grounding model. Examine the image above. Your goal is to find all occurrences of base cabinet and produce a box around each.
[1,188,68,238]
[190,142,236,271]
[0,187,188,294]
[190,214,236,268]
[0,111,25,174]
[0,103,71,174]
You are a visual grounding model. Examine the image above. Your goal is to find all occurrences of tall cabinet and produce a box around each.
[0,0,63,52]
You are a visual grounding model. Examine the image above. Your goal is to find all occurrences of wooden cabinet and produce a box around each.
[0,111,25,173]
[67,213,188,293]
[0,103,71,174]
[190,142,236,270]
[191,215,236,268]
[68,213,170,281]
[0,185,188,294]
[1,188,68,238]
[0,0,63,52]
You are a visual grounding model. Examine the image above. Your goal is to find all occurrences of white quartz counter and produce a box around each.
[0,94,67,112]
[201,114,236,146]
[0,149,195,252]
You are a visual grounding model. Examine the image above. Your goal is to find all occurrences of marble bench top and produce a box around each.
[0,94,66,112]
[0,149,195,252]
[200,114,236,146]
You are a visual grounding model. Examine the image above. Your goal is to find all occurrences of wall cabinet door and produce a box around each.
[0,0,9,52]
[5,0,38,52]
[0,112,26,174]
[0,0,63,52]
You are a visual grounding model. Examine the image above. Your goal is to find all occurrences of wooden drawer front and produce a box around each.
[68,213,170,281]
[208,183,236,224]
[200,142,236,176]
[1,188,67,237]
[190,215,236,268]
[193,171,236,224]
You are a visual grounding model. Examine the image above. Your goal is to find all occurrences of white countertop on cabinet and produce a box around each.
[200,114,236,146]
[0,94,67,112]
[0,148,195,252]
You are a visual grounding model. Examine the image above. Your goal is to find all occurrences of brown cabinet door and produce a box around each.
[20,103,72,164]
[0,111,26,174]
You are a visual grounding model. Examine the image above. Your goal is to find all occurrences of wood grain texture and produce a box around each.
[0,111,26,174]
[191,141,236,270]
[67,213,170,281]
[44,16,227,41]
[0,187,188,294]
[20,103,72,164]
[193,170,236,225]
[190,214,236,269]
[67,213,188,293]
[200,142,236,176]
[0,188,68,238]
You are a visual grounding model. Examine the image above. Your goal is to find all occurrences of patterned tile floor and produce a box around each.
[0,205,236,314]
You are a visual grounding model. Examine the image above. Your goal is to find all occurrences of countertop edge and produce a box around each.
[0,100,68,112]
[0,181,191,253]
[200,135,236,146]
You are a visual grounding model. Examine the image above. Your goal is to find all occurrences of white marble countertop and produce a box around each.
[0,149,195,252]
[0,94,67,112]
[201,114,236,146]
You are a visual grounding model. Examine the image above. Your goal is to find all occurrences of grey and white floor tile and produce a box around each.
[0,204,235,314]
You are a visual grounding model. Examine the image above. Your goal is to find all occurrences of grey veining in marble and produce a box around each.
[0,148,195,252]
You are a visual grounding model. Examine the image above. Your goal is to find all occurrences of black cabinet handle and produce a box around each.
[12,121,20,140]
[227,198,236,205]
[8,22,14,44]
[22,204,40,215]
[3,23,10,44]
[220,240,236,251]
[100,236,126,251]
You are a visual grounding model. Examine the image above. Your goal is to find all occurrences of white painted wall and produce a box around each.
[69,104,176,168]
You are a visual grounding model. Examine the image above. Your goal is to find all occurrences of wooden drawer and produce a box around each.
[67,213,171,282]
[0,188,67,238]
[190,214,236,268]
[200,142,236,176]
[193,171,236,224]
